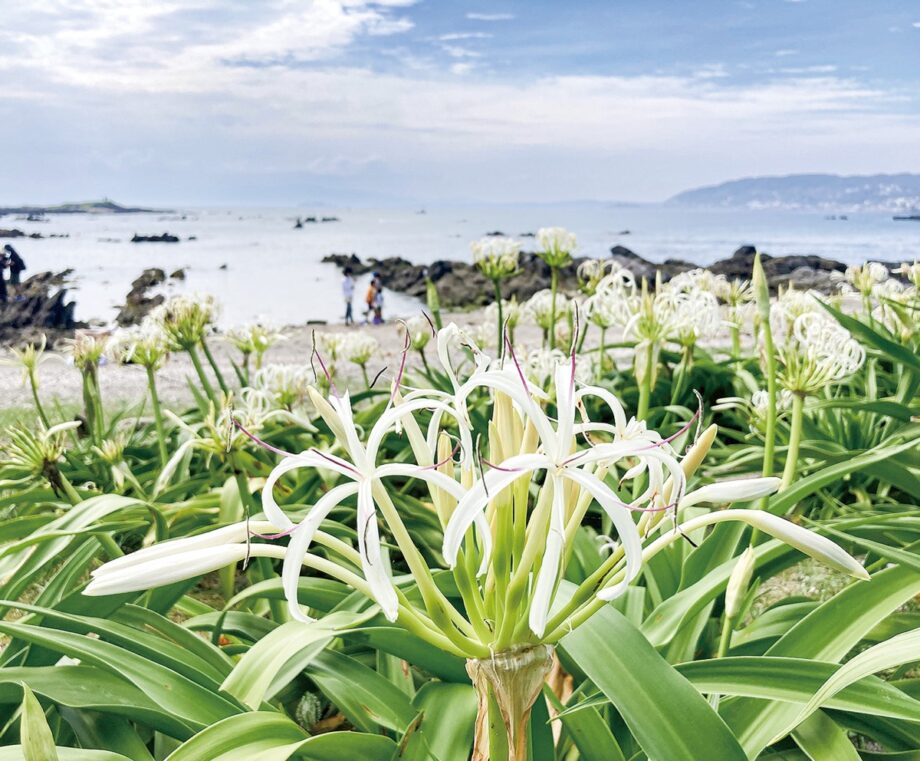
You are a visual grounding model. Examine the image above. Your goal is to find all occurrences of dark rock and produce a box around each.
[321,216,339,223]
[0,228,43,239]
[0,271,82,343]
[485,231,505,237]
[170,268,186,280]
[187,236,197,241]
[322,253,368,274]
[219,263,228,270]
[131,233,180,243]
[115,268,166,326]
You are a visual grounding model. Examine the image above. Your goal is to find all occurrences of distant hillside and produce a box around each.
[668,174,920,212]
[0,199,166,215]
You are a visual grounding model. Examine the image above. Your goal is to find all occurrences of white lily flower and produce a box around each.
[262,389,472,623]
[443,359,685,637]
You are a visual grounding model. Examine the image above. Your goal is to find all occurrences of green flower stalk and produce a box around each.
[111,325,170,465]
[424,270,444,331]
[753,254,778,492]
[473,236,522,345]
[0,335,56,428]
[536,227,576,349]
[341,334,379,389]
[67,331,109,446]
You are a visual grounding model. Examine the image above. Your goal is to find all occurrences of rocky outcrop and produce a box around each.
[323,244,854,307]
[131,233,180,243]
[115,269,165,326]
[0,271,82,343]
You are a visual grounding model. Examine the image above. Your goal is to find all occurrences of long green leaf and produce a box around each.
[561,603,747,761]
[20,683,58,761]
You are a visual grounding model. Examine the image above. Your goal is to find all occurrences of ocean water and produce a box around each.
[6,204,918,326]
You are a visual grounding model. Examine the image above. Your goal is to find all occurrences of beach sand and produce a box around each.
[0,309,558,413]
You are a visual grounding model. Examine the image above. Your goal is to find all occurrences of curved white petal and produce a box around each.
[529,475,566,637]
[365,398,458,465]
[562,467,643,601]
[679,477,781,510]
[92,520,276,577]
[442,453,548,567]
[261,452,353,529]
[282,482,360,622]
[357,480,399,621]
[575,386,628,435]
[85,545,250,596]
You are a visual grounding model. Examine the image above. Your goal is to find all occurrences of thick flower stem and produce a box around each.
[186,344,217,402]
[549,268,559,350]
[29,372,50,429]
[493,279,505,347]
[717,615,734,658]
[596,327,606,382]
[636,342,654,421]
[201,336,230,395]
[145,366,168,466]
[468,645,554,761]
[780,392,805,491]
[730,324,741,359]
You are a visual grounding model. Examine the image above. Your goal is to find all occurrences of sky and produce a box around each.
[1,0,919,206]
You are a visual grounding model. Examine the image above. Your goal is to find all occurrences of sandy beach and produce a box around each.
[0,309,554,413]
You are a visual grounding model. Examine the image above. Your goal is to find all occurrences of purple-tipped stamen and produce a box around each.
[310,330,339,398]
[391,323,411,403]
[504,336,532,401]
[419,438,462,471]
[369,365,388,389]
[309,447,362,477]
[422,310,436,336]
[250,526,298,540]
[480,457,526,473]
[232,417,296,458]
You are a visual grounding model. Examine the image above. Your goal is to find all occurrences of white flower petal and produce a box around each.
[282,482,359,622]
[529,475,566,637]
[562,468,643,601]
[357,480,399,621]
[679,477,781,510]
[85,545,250,596]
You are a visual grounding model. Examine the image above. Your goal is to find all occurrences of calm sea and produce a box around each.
[7,204,918,326]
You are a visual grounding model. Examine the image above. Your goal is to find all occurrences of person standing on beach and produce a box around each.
[364,274,377,324]
[342,266,355,325]
[5,245,25,289]
[372,276,384,324]
[0,251,8,304]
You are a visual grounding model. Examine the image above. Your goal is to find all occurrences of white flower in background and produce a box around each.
[714,387,793,434]
[471,237,521,280]
[110,325,169,370]
[577,258,634,296]
[403,315,433,352]
[65,330,110,370]
[668,268,728,296]
[845,262,890,297]
[778,311,865,394]
[149,293,218,350]
[871,287,917,342]
[527,289,569,333]
[253,364,311,410]
[518,346,590,387]
[469,320,498,351]
[896,260,920,289]
[769,286,821,340]
[227,320,285,366]
[314,332,345,361]
[659,288,723,347]
[536,227,577,266]
[341,333,379,367]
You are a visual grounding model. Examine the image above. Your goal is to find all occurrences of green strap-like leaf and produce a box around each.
[164,712,396,761]
[561,604,747,761]
[20,683,59,761]
[791,710,860,761]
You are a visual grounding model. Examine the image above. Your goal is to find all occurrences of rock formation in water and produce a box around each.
[0,271,82,344]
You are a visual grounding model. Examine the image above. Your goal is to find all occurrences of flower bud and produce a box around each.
[725,546,755,620]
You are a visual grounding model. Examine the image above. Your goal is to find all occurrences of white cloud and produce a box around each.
[913,21,920,28]
[442,45,480,59]
[774,48,798,57]
[439,32,493,40]
[466,12,514,21]
[450,62,475,75]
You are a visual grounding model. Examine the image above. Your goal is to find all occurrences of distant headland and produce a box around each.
[0,199,169,215]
